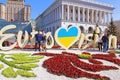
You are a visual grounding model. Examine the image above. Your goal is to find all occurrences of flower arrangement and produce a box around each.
[17,70,36,77]
[0,53,44,78]
[0,64,4,69]
[36,52,120,80]
[78,54,92,59]
[88,59,103,64]
[2,67,17,78]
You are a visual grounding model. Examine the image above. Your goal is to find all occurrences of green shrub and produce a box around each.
[17,70,36,77]
[0,54,32,70]
[6,53,44,60]
[19,63,38,69]
[11,59,40,64]
[5,53,30,60]
[108,50,120,54]
[0,53,44,78]
[2,67,17,78]
[0,64,4,69]
[5,53,44,64]
[78,54,92,59]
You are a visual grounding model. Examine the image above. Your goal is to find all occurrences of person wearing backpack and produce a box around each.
[41,30,46,52]
[102,33,109,52]
[35,30,43,51]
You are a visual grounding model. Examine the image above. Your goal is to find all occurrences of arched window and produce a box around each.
[88,27,93,33]
[68,25,72,28]
[79,26,84,33]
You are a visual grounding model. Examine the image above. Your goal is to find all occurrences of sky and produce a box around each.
[0,0,120,21]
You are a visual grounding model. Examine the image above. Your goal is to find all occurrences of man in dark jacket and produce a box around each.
[102,33,109,52]
[35,30,43,51]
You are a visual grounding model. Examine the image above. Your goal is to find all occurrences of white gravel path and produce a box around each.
[0,49,120,80]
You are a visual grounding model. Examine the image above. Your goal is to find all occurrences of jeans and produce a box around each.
[103,42,108,52]
[35,41,41,51]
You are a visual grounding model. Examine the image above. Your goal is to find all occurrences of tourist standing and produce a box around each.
[102,33,109,52]
[97,34,103,51]
[41,30,46,52]
[35,30,43,51]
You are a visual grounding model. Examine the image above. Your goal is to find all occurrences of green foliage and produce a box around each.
[78,54,92,59]
[2,67,17,78]
[5,53,30,60]
[0,64,4,69]
[6,53,44,60]
[5,53,44,64]
[108,18,119,37]
[0,53,44,78]
[17,70,36,77]
[108,50,120,54]
[11,59,40,64]
[0,54,32,70]
[19,63,38,69]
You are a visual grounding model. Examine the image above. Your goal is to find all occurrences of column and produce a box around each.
[92,9,94,24]
[99,11,102,24]
[67,5,70,20]
[56,7,58,20]
[82,8,85,22]
[55,8,57,21]
[96,10,98,23]
[73,6,75,21]
[103,12,105,25]
[87,8,89,23]
[62,5,64,20]
[78,7,80,21]
[55,9,56,21]
[107,12,109,24]
[59,6,61,20]
[110,13,112,20]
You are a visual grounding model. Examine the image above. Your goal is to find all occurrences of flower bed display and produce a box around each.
[88,59,103,64]
[0,53,44,78]
[78,54,92,59]
[17,70,36,77]
[92,53,120,65]
[2,67,17,78]
[0,64,4,69]
[34,52,120,80]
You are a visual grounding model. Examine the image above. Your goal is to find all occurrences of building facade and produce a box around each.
[0,0,30,22]
[36,0,114,35]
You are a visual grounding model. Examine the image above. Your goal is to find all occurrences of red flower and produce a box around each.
[32,52,120,80]
[89,59,103,64]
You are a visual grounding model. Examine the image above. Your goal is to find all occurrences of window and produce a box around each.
[71,9,73,13]
[71,17,73,20]
[76,10,78,14]
[66,8,67,12]
[76,17,78,21]
[66,17,67,20]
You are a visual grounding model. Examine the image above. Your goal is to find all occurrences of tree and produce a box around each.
[107,18,118,36]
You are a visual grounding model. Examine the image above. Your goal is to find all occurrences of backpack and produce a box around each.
[42,36,46,41]
[102,36,108,42]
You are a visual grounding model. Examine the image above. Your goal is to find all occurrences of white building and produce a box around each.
[36,0,114,35]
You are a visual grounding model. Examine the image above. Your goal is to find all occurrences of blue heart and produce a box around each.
[58,26,79,38]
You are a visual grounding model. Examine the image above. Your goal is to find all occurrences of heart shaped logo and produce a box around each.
[55,26,80,49]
